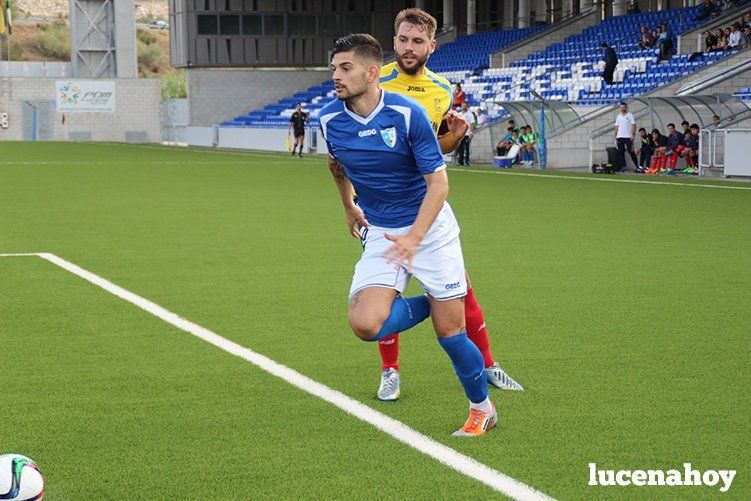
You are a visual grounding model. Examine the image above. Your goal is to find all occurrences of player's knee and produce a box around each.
[348,311,387,341]
[349,316,383,340]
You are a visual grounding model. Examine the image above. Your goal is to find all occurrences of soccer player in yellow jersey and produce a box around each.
[328,9,524,409]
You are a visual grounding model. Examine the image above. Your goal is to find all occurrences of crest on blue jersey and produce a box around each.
[380,127,397,148]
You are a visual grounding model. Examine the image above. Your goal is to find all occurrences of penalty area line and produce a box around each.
[1,252,553,501]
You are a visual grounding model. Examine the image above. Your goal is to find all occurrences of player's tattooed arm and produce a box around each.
[327,155,348,184]
[327,155,369,238]
[348,290,362,310]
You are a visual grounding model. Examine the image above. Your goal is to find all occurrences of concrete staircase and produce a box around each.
[491,8,600,68]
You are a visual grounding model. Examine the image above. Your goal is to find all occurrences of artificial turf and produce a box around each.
[1,142,748,499]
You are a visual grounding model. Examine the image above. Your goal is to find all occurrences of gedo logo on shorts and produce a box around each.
[358,128,377,138]
[445,282,461,290]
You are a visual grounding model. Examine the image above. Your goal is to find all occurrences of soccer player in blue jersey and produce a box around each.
[320,33,496,436]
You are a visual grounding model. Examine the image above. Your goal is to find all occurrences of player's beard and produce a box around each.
[395,50,429,75]
[338,75,369,103]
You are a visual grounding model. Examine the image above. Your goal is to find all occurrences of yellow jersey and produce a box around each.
[379,61,454,135]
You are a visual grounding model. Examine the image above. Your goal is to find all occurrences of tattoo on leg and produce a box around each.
[348,290,362,310]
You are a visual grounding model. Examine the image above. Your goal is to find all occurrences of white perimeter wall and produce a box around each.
[0,78,161,142]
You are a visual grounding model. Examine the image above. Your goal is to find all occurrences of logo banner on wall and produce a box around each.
[56,81,116,112]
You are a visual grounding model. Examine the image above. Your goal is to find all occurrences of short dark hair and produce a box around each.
[331,34,383,66]
[507,127,514,132]
[394,8,437,39]
[681,120,689,126]
[508,119,515,124]
[690,123,700,130]
[639,127,646,132]
[651,128,661,135]
[667,123,675,128]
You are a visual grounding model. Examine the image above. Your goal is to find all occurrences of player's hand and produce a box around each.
[445,110,468,137]
[383,232,420,273]
[345,206,368,238]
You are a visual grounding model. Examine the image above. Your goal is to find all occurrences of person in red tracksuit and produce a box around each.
[646,129,668,174]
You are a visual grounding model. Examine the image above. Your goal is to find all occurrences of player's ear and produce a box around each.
[393,36,397,52]
[429,38,436,54]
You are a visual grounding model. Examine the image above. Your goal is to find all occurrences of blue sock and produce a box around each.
[367,295,431,342]
[438,332,488,404]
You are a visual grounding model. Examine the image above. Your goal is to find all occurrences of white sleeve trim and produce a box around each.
[432,164,447,173]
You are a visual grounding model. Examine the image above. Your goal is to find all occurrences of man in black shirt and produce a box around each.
[288,103,309,157]
[601,42,618,86]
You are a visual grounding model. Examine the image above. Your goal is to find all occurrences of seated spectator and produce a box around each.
[519,126,537,166]
[635,127,654,173]
[728,23,743,48]
[705,29,719,51]
[646,129,668,174]
[681,120,690,136]
[710,114,721,129]
[656,23,675,60]
[507,119,520,135]
[711,0,725,18]
[716,28,729,49]
[723,27,733,48]
[695,0,715,21]
[638,25,655,49]
[744,25,751,46]
[746,13,751,29]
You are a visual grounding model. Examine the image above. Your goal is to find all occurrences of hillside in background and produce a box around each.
[15,0,168,21]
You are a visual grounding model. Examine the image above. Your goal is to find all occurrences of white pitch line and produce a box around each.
[1,252,553,501]
[0,253,41,257]
[453,167,751,190]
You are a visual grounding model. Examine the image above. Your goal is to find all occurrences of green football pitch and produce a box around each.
[1,142,749,499]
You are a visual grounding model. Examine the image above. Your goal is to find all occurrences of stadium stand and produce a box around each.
[222,2,750,129]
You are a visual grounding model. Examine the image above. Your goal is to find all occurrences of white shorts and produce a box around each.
[349,202,467,301]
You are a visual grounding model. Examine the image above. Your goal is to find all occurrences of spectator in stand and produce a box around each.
[710,114,721,128]
[453,83,466,109]
[657,22,675,60]
[519,126,537,166]
[716,28,728,49]
[746,13,751,29]
[705,29,719,51]
[696,0,716,21]
[638,25,656,49]
[646,129,668,174]
[723,27,733,48]
[614,102,639,172]
[711,0,725,18]
[635,127,654,173]
[601,42,618,85]
[728,23,743,48]
[743,25,751,47]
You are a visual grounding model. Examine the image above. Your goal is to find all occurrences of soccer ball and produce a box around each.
[0,454,44,501]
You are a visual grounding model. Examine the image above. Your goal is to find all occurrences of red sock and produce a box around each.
[378,333,399,371]
[464,288,495,368]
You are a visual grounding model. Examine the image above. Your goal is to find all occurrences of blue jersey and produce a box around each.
[319,89,446,228]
